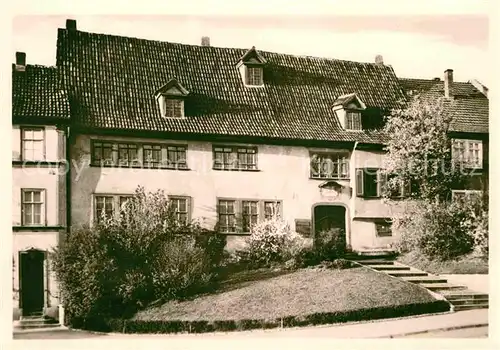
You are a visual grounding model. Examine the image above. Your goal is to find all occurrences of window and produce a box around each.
[310,152,349,179]
[242,201,259,231]
[213,146,258,171]
[264,201,281,220]
[90,140,189,170]
[143,144,162,167]
[452,139,483,169]
[118,143,138,166]
[94,196,115,223]
[345,112,362,130]
[218,200,237,233]
[246,67,263,86]
[21,128,44,160]
[376,220,393,237]
[356,168,386,198]
[385,174,413,199]
[217,199,283,233]
[167,146,188,169]
[21,189,45,225]
[119,196,133,209]
[169,196,190,224]
[92,141,114,166]
[162,98,184,119]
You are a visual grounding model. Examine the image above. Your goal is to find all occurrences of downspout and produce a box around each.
[65,125,72,236]
[348,141,358,250]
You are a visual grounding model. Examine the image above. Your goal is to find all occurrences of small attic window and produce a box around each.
[346,111,362,130]
[162,98,184,119]
[246,66,263,86]
[154,78,189,119]
[238,46,266,87]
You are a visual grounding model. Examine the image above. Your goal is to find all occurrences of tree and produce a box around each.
[382,94,461,202]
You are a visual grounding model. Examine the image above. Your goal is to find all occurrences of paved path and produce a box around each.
[14,309,487,339]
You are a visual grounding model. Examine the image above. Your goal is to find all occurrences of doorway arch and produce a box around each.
[311,203,350,249]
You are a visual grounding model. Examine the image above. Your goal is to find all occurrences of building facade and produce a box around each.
[12,52,70,320]
[12,19,489,319]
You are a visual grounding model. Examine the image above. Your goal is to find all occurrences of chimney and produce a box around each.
[444,69,453,98]
[15,52,26,72]
[66,19,77,31]
[375,54,384,65]
[201,36,210,47]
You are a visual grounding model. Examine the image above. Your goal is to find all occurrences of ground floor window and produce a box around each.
[375,219,393,237]
[217,198,282,233]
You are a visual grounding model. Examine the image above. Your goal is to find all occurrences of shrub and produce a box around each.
[242,218,307,268]
[396,200,476,261]
[52,186,225,325]
[314,228,346,261]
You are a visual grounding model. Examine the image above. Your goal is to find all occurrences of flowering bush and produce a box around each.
[243,218,308,268]
[52,186,225,327]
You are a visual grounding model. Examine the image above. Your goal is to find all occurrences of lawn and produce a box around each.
[134,265,437,322]
[397,251,488,275]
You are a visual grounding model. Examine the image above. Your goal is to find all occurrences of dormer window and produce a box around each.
[154,78,189,119]
[247,66,263,86]
[345,111,362,130]
[237,46,266,87]
[332,93,366,131]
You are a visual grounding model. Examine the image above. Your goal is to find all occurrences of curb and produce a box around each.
[383,323,488,338]
[13,326,69,335]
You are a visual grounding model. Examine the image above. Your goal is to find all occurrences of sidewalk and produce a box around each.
[104,309,488,339]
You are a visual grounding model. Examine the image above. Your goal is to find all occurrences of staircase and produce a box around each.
[352,258,489,312]
[14,312,60,330]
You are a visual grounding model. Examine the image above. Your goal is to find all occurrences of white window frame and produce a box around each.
[21,189,46,226]
[452,139,483,169]
[345,111,362,131]
[21,127,45,161]
[168,196,191,224]
[163,98,184,119]
[310,152,349,180]
[375,220,393,237]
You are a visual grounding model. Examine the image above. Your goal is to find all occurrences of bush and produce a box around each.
[241,218,307,268]
[52,186,225,326]
[314,228,346,261]
[396,200,476,261]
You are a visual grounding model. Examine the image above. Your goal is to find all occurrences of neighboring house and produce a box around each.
[12,52,71,319]
[399,70,489,201]
[56,20,409,254]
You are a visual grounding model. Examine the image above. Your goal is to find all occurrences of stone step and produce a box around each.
[370,265,411,271]
[442,292,489,300]
[453,303,489,312]
[15,323,61,330]
[20,318,58,324]
[354,260,395,266]
[388,271,429,277]
[450,297,489,306]
[420,283,468,291]
[402,276,448,284]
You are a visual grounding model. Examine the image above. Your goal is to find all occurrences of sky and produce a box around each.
[11,13,490,86]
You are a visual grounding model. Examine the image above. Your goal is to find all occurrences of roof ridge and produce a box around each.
[399,77,474,85]
[59,28,387,67]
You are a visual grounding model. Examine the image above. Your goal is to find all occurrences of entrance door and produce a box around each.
[20,249,45,315]
[314,205,346,234]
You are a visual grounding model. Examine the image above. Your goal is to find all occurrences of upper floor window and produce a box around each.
[345,111,362,130]
[246,67,263,86]
[91,140,189,170]
[213,145,258,171]
[21,127,44,161]
[21,189,45,226]
[356,168,385,198]
[452,139,483,169]
[310,152,349,179]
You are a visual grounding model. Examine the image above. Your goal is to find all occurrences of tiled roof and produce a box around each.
[56,29,406,143]
[399,78,488,134]
[12,64,71,122]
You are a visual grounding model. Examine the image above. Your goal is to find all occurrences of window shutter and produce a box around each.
[187,196,192,221]
[356,168,364,197]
